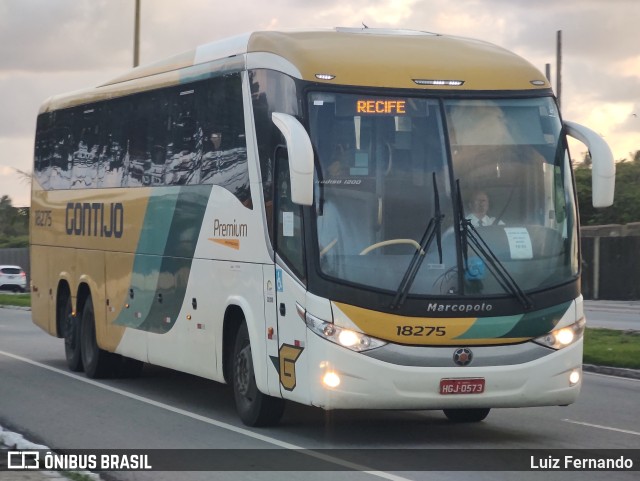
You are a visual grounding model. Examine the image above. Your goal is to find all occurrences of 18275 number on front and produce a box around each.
[395,325,446,337]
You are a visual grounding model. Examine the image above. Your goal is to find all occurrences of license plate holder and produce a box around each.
[439,378,485,395]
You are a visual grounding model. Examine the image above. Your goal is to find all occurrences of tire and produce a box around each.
[62,296,83,372]
[80,296,120,379]
[233,322,285,427]
[443,408,491,423]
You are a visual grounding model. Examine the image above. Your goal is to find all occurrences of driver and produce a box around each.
[466,190,504,226]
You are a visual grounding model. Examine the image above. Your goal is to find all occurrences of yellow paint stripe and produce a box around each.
[332,301,528,346]
[333,302,472,345]
[208,238,240,250]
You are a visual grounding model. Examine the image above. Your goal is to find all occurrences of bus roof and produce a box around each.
[40,28,551,113]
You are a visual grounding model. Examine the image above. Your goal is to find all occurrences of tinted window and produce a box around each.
[250,69,300,244]
[274,147,305,279]
[1,268,22,275]
[98,100,127,188]
[33,72,251,208]
[70,107,100,188]
[167,88,198,185]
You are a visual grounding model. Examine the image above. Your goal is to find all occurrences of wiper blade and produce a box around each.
[390,172,443,310]
[455,180,533,310]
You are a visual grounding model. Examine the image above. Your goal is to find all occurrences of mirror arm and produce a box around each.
[272,112,314,206]
[564,120,615,208]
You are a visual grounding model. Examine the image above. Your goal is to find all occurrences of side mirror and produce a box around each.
[564,121,615,208]
[271,112,314,206]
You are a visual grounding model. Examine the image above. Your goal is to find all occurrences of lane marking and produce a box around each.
[0,349,409,481]
[584,371,640,383]
[562,419,640,437]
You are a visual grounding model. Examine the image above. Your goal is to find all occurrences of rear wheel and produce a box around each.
[80,296,120,378]
[62,296,83,372]
[443,408,491,423]
[233,322,285,427]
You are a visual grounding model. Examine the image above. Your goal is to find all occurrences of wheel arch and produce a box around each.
[221,297,268,394]
[222,304,244,384]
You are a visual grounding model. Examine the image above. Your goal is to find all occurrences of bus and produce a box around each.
[31,28,615,426]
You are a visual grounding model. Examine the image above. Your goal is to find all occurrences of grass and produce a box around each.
[0,292,31,307]
[0,294,637,369]
[61,471,97,481]
[583,328,640,369]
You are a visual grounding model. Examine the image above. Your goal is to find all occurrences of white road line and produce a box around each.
[584,371,640,382]
[0,349,410,481]
[562,419,640,437]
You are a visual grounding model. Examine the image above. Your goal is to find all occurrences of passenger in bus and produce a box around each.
[466,190,505,226]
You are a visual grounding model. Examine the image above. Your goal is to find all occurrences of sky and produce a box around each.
[0,0,638,207]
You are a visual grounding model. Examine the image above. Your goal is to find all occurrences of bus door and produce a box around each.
[270,147,312,405]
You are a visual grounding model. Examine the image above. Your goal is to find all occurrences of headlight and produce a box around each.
[304,312,387,352]
[533,318,586,350]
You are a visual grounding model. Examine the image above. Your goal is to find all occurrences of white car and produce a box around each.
[0,265,27,292]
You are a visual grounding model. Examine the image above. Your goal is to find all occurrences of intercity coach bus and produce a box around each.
[31,28,615,426]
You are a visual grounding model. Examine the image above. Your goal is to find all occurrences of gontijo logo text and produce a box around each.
[65,202,124,238]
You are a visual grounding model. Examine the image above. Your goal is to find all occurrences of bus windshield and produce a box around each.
[309,92,578,298]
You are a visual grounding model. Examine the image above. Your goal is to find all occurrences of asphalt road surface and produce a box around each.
[584,300,640,331]
[1,307,638,481]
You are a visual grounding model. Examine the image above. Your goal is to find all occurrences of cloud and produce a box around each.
[0,0,639,205]
[0,136,33,207]
[313,0,418,27]
[0,70,121,139]
[0,0,131,72]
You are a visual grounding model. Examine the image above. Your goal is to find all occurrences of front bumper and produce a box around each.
[305,333,582,410]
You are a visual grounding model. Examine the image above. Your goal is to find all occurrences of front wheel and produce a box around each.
[233,322,285,427]
[443,408,491,423]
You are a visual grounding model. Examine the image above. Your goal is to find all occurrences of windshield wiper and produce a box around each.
[390,172,443,310]
[455,180,533,310]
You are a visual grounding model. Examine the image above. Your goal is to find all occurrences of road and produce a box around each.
[0,307,639,481]
[584,300,640,330]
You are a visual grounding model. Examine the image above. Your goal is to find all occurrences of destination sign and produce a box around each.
[356,99,406,115]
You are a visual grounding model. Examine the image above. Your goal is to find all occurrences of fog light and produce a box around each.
[323,372,341,388]
[569,369,581,386]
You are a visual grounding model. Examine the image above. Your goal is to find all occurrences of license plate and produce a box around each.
[439,378,485,395]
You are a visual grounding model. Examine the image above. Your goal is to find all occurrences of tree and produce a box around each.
[0,195,29,245]
[0,195,16,236]
[575,151,640,225]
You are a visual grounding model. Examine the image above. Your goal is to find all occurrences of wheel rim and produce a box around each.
[235,344,256,404]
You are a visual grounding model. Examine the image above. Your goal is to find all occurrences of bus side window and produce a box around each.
[274,146,305,280]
